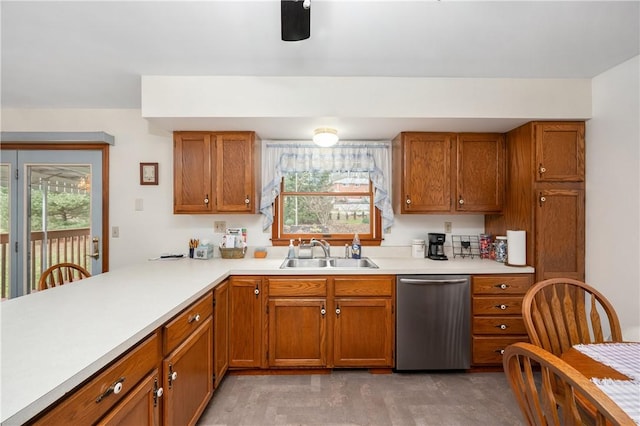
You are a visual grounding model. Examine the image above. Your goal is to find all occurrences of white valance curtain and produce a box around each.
[260,141,394,232]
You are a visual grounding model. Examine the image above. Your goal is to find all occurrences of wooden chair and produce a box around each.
[522,278,623,357]
[38,262,91,291]
[503,342,635,426]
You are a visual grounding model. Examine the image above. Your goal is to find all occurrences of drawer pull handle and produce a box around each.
[96,377,125,403]
[497,324,508,330]
[496,283,509,290]
[496,304,508,310]
[153,378,163,407]
[188,313,201,323]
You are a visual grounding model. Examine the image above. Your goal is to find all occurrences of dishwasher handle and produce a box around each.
[399,278,468,285]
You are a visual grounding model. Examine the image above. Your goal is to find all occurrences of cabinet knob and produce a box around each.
[495,349,505,355]
[155,386,163,399]
[498,324,508,330]
[539,195,546,207]
[244,196,250,205]
[95,377,126,403]
[539,164,547,175]
[320,305,326,316]
[405,196,411,205]
[496,283,509,290]
[254,286,260,296]
[458,196,464,205]
[335,304,341,316]
[496,304,508,310]
[168,364,178,389]
[188,313,201,323]
[204,194,209,205]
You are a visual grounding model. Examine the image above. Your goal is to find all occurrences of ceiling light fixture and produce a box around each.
[313,128,339,147]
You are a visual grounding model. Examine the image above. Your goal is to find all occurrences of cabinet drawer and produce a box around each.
[472,275,532,295]
[34,332,161,425]
[472,296,523,315]
[472,336,528,365]
[334,276,393,297]
[164,292,213,354]
[472,316,526,335]
[267,278,327,297]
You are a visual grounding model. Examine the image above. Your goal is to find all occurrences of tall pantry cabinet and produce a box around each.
[485,122,585,282]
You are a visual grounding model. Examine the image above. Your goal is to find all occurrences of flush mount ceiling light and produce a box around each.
[313,128,339,147]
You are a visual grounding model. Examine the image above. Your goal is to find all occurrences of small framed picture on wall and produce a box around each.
[140,162,158,185]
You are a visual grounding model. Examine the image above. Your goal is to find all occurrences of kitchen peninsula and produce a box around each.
[1,255,533,425]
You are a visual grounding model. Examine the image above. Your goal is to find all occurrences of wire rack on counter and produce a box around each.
[451,235,481,259]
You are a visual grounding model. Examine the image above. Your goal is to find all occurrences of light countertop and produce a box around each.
[0,255,532,425]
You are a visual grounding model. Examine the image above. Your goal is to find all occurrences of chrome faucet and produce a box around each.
[310,238,331,258]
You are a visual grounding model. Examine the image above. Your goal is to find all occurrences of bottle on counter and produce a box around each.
[288,239,296,259]
[351,233,361,259]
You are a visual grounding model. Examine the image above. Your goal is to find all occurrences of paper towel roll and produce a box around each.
[506,230,526,266]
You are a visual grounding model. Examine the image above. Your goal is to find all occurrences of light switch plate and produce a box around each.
[214,221,226,233]
[444,221,452,233]
[135,198,144,211]
[112,226,119,238]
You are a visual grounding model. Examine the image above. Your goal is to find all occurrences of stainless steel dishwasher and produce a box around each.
[396,275,471,370]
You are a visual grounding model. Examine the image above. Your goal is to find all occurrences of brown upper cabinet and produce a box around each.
[534,122,585,182]
[485,121,586,281]
[393,132,504,214]
[173,131,261,214]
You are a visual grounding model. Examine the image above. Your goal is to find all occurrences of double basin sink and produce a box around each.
[280,257,379,269]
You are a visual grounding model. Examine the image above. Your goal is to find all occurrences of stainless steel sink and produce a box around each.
[279,257,378,269]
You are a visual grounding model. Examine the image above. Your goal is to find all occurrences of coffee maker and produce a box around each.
[427,233,448,260]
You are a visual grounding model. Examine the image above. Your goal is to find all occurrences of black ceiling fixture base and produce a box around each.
[281,0,310,42]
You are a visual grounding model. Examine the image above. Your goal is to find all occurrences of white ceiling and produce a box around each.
[1,0,639,138]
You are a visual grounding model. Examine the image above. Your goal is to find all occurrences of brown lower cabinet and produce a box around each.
[213,279,230,388]
[96,369,162,426]
[471,274,533,367]
[260,275,395,369]
[162,317,213,426]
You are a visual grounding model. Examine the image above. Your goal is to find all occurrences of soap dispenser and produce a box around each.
[288,239,296,259]
[351,233,361,259]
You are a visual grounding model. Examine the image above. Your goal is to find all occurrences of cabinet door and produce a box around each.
[173,132,215,213]
[400,133,453,213]
[535,188,585,280]
[229,276,263,368]
[215,132,256,212]
[456,133,504,212]
[96,370,162,426]
[333,298,393,367]
[163,317,213,426]
[268,298,327,367]
[213,280,229,388]
[534,122,585,182]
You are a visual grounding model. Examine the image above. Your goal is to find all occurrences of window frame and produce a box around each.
[271,178,382,246]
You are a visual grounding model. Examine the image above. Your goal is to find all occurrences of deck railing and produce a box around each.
[0,228,91,299]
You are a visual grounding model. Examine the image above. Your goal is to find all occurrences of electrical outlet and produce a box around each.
[112,226,120,238]
[444,221,452,233]
[214,221,226,233]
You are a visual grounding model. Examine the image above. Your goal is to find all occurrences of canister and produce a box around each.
[495,236,508,263]
[411,239,425,258]
[479,234,492,259]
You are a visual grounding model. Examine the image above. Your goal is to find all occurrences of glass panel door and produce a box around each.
[3,150,103,298]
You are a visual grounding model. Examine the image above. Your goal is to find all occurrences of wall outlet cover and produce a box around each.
[214,221,226,233]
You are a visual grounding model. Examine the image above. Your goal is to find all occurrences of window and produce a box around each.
[273,170,381,244]
[260,142,393,246]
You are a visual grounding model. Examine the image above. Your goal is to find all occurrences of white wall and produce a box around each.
[587,55,640,341]
[0,108,484,269]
